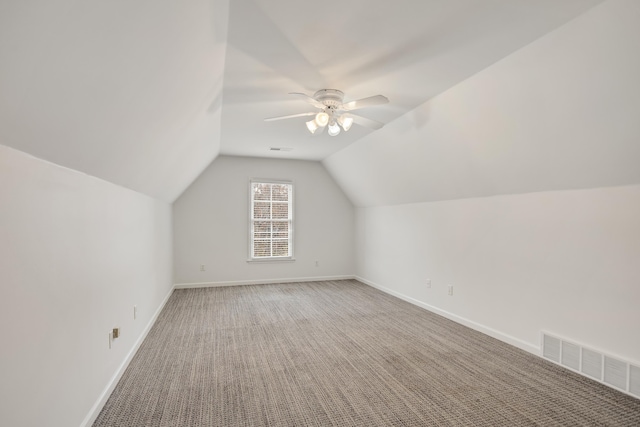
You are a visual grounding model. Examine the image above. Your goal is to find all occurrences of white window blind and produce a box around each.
[250,181,293,260]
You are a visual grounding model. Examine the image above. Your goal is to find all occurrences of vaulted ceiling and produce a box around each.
[0,0,607,202]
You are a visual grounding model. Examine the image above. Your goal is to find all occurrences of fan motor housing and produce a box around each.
[314,89,344,107]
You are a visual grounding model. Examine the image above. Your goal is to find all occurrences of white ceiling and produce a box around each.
[220,0,604,160]
[325,0,640,206]
[0,0,603,202]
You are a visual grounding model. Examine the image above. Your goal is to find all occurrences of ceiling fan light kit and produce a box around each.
[305,119,319,134]
[265,89,389,136]
[315,111,329,127]
[338,115,353,132]
[327,121,341,136]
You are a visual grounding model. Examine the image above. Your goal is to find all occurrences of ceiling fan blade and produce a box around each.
[289,92,325,109]
[264,112,317,122]
[339,95,389,111]
[345,113,385,130]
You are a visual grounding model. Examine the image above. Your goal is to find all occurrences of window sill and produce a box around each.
[247,257,296,263]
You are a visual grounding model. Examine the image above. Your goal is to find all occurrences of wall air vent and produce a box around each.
[604,356,628,391]
[630,365,640,398]
[561,340,580,371]
[582,348,603,381]
[542,332,639,400]
[542,334,561,363]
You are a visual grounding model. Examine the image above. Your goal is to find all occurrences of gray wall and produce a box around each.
[324,0,640,362]
[0,145,173,427]
[173,156,355,284]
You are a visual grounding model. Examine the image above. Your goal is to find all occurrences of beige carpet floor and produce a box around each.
[94,279,640,426]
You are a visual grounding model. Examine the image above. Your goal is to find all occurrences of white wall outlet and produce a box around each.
[200,264,205,271]
[426,279,431,288]
[133,305,137,320]
[447,285,454,296]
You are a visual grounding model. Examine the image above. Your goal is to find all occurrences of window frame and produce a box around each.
[247,179,295,262]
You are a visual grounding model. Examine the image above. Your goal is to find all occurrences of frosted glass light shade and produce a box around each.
[315,112,329,127]
[339,116,353,131]
[328,122,341,136]
[306,120,319,134]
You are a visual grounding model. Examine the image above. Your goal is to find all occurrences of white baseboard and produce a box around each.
[355,276,539,355]
[80,285,175,427]
[174,275,356,289]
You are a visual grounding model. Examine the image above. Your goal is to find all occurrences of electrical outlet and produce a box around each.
[112,327,120,339]
[447,285,453,296]
[200,264,205,271]
[426,279,431,288]
[133,305,137,320]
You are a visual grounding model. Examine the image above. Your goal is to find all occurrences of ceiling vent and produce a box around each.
[542,332,639,399]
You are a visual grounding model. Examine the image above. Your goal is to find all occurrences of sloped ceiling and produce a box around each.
[0,0,229,202]
[0,0,605,202]
[219,0,603,159]
[324,0,640,207]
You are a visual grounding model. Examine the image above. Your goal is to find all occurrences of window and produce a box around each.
[249,180,293,260]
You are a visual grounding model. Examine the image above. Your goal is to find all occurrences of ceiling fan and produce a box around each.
[264,89,389,136]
